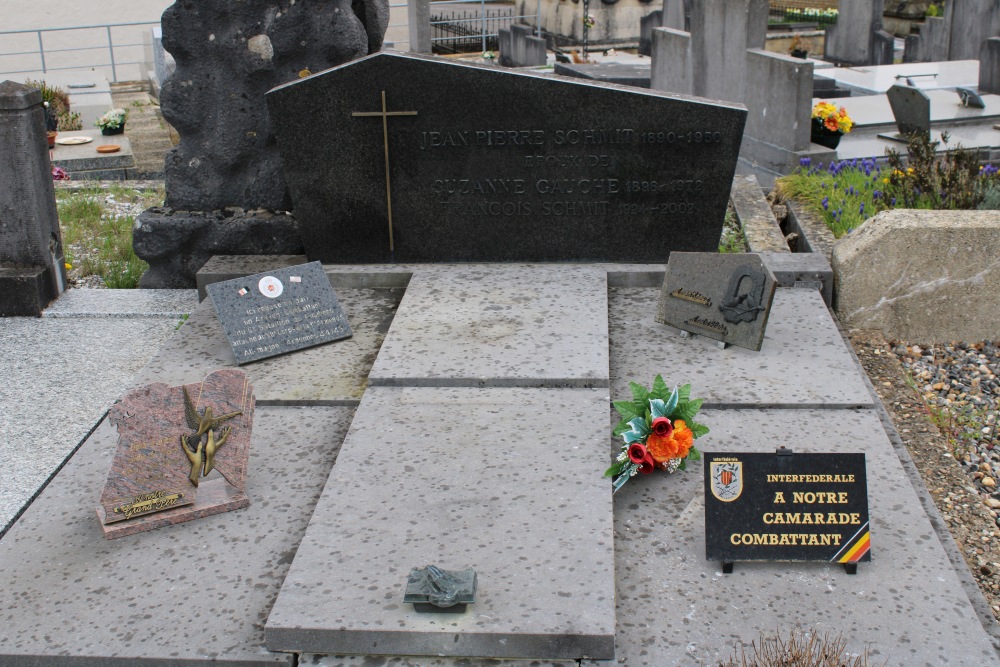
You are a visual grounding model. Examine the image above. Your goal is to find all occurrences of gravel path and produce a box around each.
[849,331,1000,624]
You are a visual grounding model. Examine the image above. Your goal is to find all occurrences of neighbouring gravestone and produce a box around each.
[655,252,776,351]
[134,0,389,288]
[97,369,256,539]
[823,0,885,66]
[266,51,746,263]
[639,10,663,56]
[884,84,931,141]
[662,0,687,30]
[982,37,1000,95]
[497,24,545,68]
[0,80,67,316]
[689,0,767,102]
[206,261,352,365]
[704,451,871,570]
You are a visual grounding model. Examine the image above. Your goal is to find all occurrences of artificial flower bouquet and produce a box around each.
[811,101,853,135]
[605,376,708,493]
[96,108,128,132]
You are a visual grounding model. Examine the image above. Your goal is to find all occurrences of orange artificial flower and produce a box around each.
[646,420,694,463]
[824,116,839,132]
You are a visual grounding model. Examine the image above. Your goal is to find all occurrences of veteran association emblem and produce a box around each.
[710,460,743,502]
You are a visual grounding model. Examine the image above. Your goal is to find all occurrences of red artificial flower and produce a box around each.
[637,451,656,474]
[627,442,649,464]
[651,416,673,438]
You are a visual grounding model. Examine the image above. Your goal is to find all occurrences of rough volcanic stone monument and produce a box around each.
[134,0,389,288]
[266,51,747,263]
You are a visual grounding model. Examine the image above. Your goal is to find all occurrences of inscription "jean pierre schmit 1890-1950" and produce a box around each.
[417,128,725,149]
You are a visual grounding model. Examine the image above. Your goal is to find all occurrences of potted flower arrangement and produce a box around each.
[96,108,128,135]
[788,34,810,59]
[810,101,853,149]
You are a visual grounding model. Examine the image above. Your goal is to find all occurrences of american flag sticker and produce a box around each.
[290,276,302,283]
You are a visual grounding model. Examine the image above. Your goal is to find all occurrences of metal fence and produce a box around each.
[429,0,537,54]
[0,21,158,83]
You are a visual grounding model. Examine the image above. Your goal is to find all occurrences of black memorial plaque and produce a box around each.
[704,451,870,567]
[656,252,777,351]
[206,261,352,364]
[266,51,747,263]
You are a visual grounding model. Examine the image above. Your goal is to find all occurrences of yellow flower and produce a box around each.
[883,177,889,184]
[65,262,72,270]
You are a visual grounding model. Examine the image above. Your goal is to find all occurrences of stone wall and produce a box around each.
[517,0,660,45]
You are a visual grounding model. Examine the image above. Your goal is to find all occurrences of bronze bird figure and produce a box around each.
[183,386,242,438]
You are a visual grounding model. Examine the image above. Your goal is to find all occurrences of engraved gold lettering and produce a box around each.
[685,316,728,335]
[670,288,711,306]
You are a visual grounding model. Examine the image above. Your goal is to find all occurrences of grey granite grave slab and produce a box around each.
[302,657,576,667]
[610,287,872,409]
[820,90,1000,129]
[582,408,999,666]
[266,51,746,263]
[0,316,182,533]
[42,288,198,318]
[265,386,615,660]
[656,252,776,351]
[132,288,403,405]
[206,261,353,364]
[367,267,609,388]
[196,257,667,291]
[758,251,832,306]
[0,405,356,666]
[554,62,651,88]
[813,60,980,96]
[50,130,136,179]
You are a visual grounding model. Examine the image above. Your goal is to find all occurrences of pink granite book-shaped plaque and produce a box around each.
[97,369,256,539]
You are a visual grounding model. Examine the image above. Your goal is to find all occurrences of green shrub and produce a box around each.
[774,133,999,237]
[977,182,1000,210]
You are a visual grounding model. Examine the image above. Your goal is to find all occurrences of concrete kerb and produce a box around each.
[831,311,1000,656]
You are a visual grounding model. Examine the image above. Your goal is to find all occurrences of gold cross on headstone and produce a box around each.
[352,91,417,253]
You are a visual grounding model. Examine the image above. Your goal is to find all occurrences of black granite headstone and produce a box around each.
[655,252,776,351]
[704,451,871,567]
[206,261,352,364]
[266,51,746,263]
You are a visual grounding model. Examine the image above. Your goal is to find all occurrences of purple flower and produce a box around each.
[822,196,829,210]
[859,203,865,214]
[891,197,897,205]
[873,190,881,199]
[800,157,812,168]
